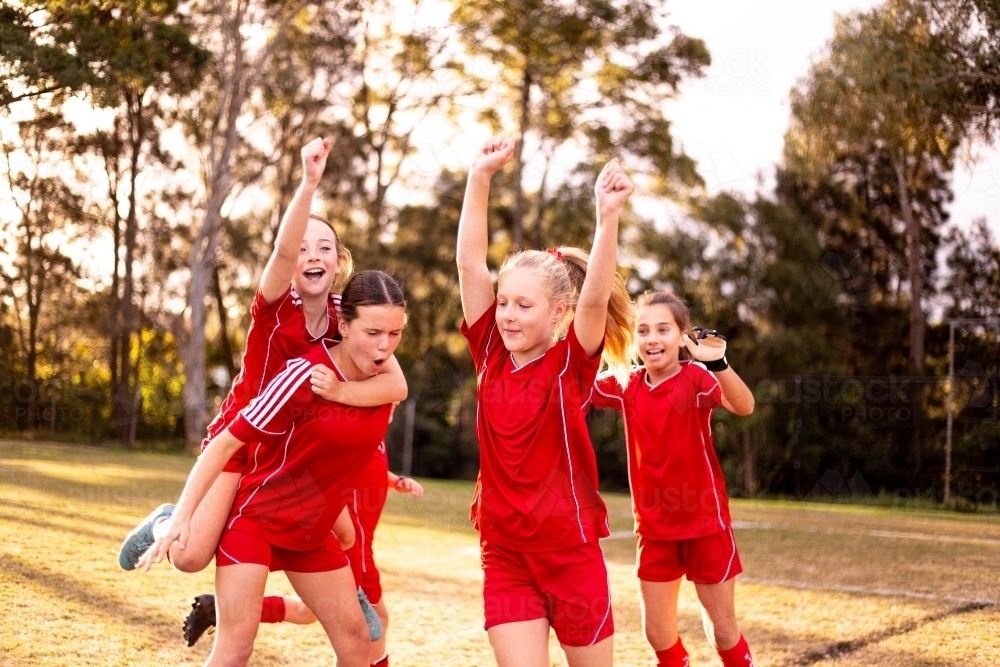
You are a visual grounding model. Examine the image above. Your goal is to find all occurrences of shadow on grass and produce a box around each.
[783,601,995,667]
[0,509,123,544]
[0,551,295,664]
[0,499,137,531]
[1,465,182,512]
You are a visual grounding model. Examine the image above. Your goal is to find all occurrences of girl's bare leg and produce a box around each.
[206,563,268,667]
[169,471,242,572]
[638,578,684,651]
[694,577,741,651]
[487,618,550,667]
[285,566,370,667]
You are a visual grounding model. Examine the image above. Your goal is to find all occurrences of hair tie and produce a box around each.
[547,247,564,263]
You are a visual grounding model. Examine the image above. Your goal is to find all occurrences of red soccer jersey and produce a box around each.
[462,302,610,552]
[225,343,391,551]
[592,361,728,540]
[202,286,340,447]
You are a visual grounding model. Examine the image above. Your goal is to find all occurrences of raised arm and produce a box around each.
[259,138,331,303]
[682,329,755,416]
[456,137,516,326]
[574,159,634,357]
[310,354,408,405]
[136,428,246,570]
[717,368,755,416]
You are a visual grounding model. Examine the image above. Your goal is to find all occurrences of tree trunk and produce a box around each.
[893,151,924,372]
[117,89,144,444]
[108,123,122,425]
[180,0,313,450]
[511,67,531,251]
[212,262,238,383]
[894,150,925,478]
[25,256,42,431]
[741,428,757,496]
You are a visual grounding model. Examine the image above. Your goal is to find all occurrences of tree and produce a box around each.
[453,0,708,249]
[178,0,355,450]
[787,0,968,376]
[0,1,94,107]
[1,113,84,429]
[63,0,208,444]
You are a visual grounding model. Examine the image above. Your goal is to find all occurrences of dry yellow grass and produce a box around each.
[1,440,998,666]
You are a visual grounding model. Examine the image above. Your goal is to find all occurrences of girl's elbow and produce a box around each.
[738,398,755,416]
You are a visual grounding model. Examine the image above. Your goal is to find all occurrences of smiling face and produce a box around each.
[635,303,685,382]
[336,304,406,378]
[496,268,566,364]
[292,218,340,299]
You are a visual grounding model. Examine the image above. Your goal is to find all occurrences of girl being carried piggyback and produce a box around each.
[592,291,756,667]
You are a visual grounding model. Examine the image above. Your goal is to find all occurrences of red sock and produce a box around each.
[718,635,754,667]
[371,654,388,666]
[259,596,286,623]
[655,637,689,667]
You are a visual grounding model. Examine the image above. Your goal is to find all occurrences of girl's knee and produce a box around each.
[211,634,256,667]
[644,622,676,651]
[170,549,211,573]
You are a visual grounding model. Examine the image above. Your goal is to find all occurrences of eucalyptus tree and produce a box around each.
[786,0,968,375]
[452,0,709,250]
[1,114,83,429]
[177,0,358,450]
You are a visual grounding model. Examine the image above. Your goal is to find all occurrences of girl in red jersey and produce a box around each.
[456,137,635,667]
[182,449,425,667]
[118,138,407,575]
[143,270,407,667]
[591,292,756,667]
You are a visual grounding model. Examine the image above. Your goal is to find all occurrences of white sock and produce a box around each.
[152,516,173,541]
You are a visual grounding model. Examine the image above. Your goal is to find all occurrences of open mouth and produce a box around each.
[303,268,326,282]
[373,358,385,370]
[645,348,665,361]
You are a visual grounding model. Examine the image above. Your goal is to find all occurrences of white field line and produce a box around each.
[603,522,1000,546]
[736,576,998,606]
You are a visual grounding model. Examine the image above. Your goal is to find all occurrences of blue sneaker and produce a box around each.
[358,587,383,641]
[118,503,174,571]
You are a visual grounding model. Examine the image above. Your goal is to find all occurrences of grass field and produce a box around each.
[1,440,999,666]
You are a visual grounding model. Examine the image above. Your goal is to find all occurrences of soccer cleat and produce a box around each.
[183,594,216,647]
[118,503,174,571]
[357,587,383,641]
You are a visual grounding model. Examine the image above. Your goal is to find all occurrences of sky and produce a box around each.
[660,0,1000,233]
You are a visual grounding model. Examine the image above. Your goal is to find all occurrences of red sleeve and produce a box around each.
[460,301,502,374]
[591,373,625,411]
[250,285,293,325]
[694,365,723,410]
[229,356,313,442]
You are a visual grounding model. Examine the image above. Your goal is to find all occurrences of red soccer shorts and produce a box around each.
[481,539,614,647]
[636,527,742,585]
[216,528,349,573]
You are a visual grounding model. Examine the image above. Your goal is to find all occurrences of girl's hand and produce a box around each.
[595,158,634,216]
[302,137,332,187]
[470,137,516,177]
[136,516,190,572]
[394,476,424,498]
[311,365,342,402]
[681,327,728,362]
